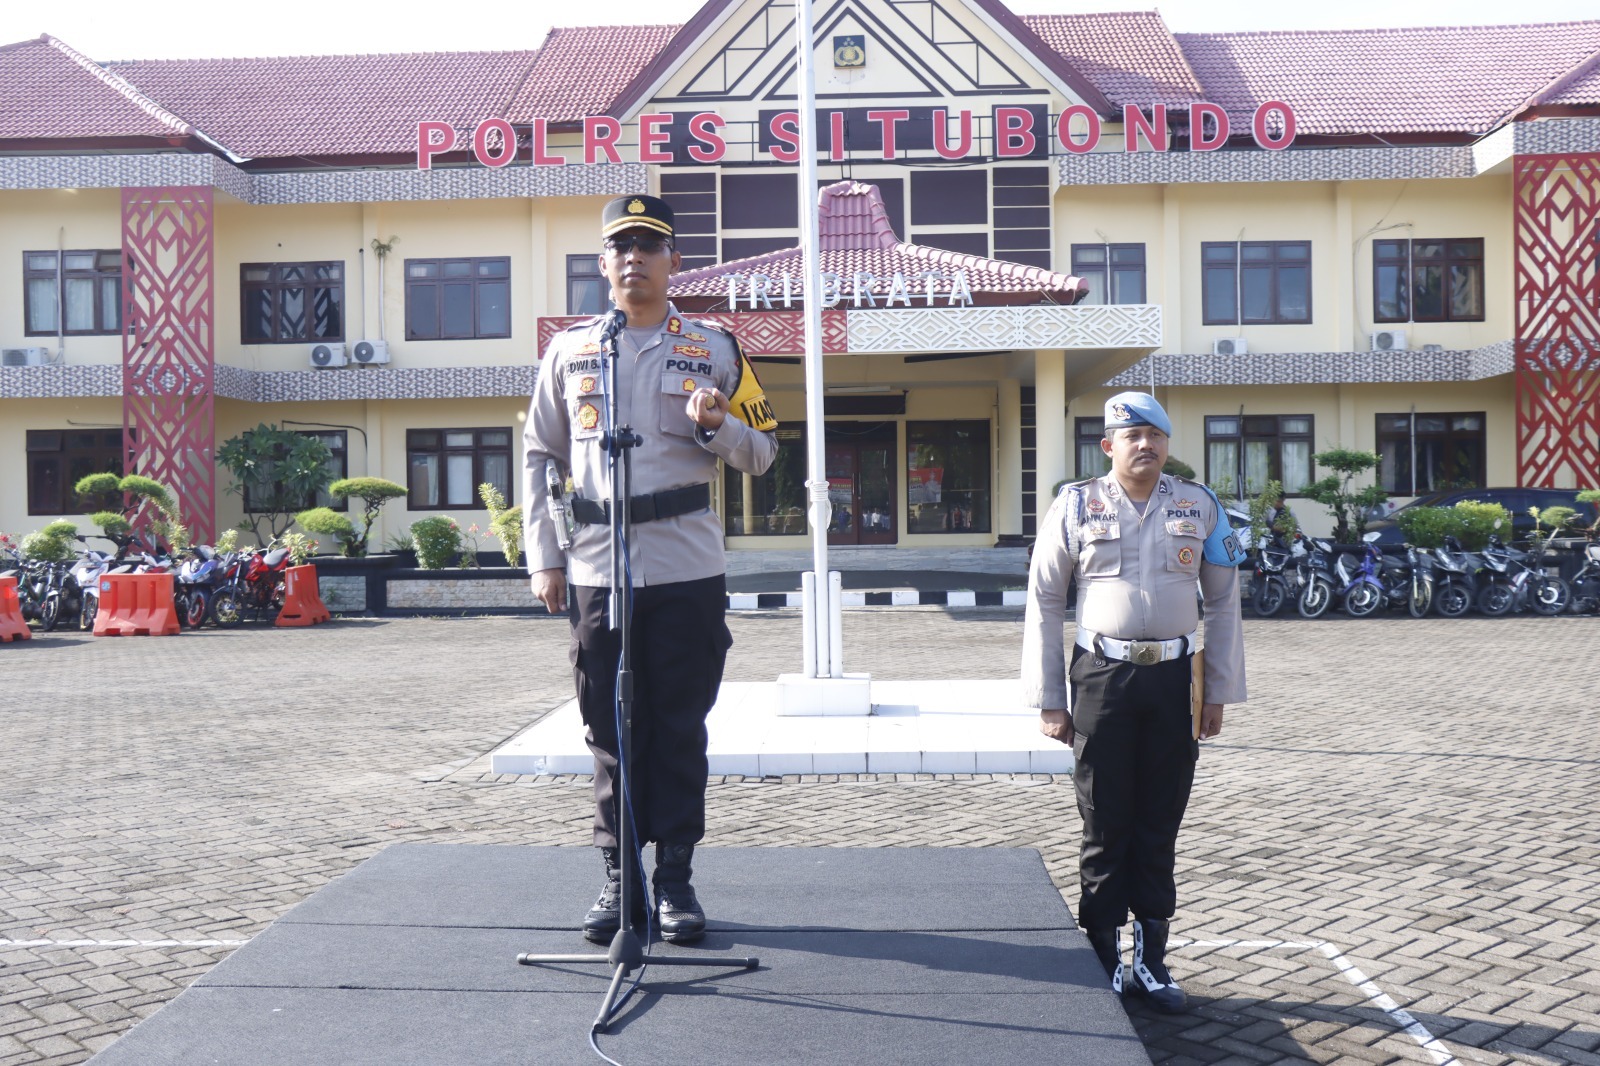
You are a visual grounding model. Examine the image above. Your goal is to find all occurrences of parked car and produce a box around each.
[1365,487,1599,547]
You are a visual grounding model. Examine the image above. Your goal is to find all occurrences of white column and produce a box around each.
[1035,351,1068,521]
[996,377,1023,536]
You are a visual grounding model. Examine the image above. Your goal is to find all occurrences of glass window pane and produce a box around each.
[1203,266,1236,322]
[1413,265,1444,319]
[1448,263,1482,319]
[100,277,121,331]
[1375,263,1406,320]
[445,454,474,505]
[1240,265,1273,320]
[1111,267,1144,304]
[1374,240,1406,261]
[1454,415,1483,431]
[1203,245,1236,264]
[1074,245,1106,265]
[410,430,440,449]
[1241,244,1272,261]
[1207,441,1239,499]
[1207,417,1239,435]
[1111,245,1142,265]
[1280,416,1311,435]
[441,282,473,336]
[313,263,341,280]
[26,252,57,271]
[1449,240,1482,259]
[63,277,95,331]
[444,431,476,448]
[443,261,473,277]
[407,285,438,339]
[408,262,437,278]
[242,266,271,282]
[568,276,608,316]
[1281,441,1311,494]
[477,259,509,277]
[1413,241,1445,260]
[1277,265,1309,320]
[27,278,57,332]
[1416,416,1447,433]
[478,430,510,447]
[312,286,342,339]
[409,453,439,506]
[481,452,510,497]
[63,252,96,271]
[1079,271,1107,305]
[1276,243,1309,260]
[243,289,273,341]
[1243,441,1272,496]
[1078,442,1110,477]
[478,280,509,335]
[279,265,305,282]
[280,287,307,339]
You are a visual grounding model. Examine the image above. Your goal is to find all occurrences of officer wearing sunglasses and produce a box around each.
[523,194,778,946]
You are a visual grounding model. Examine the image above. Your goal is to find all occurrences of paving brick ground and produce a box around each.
[2,610,1598,1065]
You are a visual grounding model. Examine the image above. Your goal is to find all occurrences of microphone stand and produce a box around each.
[517,309,757,1035]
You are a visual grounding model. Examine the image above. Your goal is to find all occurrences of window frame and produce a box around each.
[23,250,123,337]
[405,427,513,511]
[1075,417,1111,479]
[25,428,130,516]
[1204,414,1314,499]
[404,256,512,341]
[1372,238,1485,324]
[1069,243,1146,305]
[1201,240,1312,325]
[239,260,345,345]
[241,430,350,514]
[1375,411,1487,495]
[566,253,610,316]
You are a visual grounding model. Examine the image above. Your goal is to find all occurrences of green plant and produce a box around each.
[216,424,336,543]
[296,507,358,555]
[277,531,314,567]
[458,521,480,569]
[1163,456,1197,480]
[215,529,240,554]
[89,510,132,540]
[1395,505,1461,549]
[1527,505,1578,552]
[410,516,461,569]
[73,472,123,514]
[1246,480,1298,550]
[328,477,408,557]
[1452,499,1511,551]
[20,521,77,562]
[75,473,186,551]
[1304,447,1388,543]
[384,527,415,553]
[479,482,523,567]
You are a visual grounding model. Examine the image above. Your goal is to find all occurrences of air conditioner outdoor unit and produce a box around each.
[1212,337,1248,356]
[351,339,390,365]
[309,343,348,368]
[2,347,49,366]
[1370,329,1407,352]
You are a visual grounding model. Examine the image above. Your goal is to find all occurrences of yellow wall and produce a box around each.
[0,397,125,536]
[0,189,124,366]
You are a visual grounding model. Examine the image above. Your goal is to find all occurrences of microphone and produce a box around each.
[598,307,627,343]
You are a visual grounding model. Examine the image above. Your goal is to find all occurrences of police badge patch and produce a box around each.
[577,403,599,430]
[1177,546,1195,565]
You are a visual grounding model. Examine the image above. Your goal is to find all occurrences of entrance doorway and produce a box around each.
[824,422,896,545]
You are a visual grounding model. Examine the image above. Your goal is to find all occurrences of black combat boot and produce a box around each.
[1085,927,1124,994]
[583,847,624,943]
[1128,917,1187,1013]
[652,843,706,944]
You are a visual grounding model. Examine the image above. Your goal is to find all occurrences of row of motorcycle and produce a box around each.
[1,535,295,632]
[1247,530,1600,619]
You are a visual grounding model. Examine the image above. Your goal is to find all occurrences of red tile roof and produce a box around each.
[670,181,1088,305]
[111,49,538,160]
[506,25,680,124]
[1176,22,1600,136]
[1022,11,1204,108]
[1536,51,1600,107]
[0,35,192,142]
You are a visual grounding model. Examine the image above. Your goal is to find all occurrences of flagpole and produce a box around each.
[794,0,836,678]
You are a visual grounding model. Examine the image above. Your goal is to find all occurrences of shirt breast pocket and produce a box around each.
[566,373,605,440]
[1165,520,1203,574]
[661,370,714,439]
[1078,523,1121,577]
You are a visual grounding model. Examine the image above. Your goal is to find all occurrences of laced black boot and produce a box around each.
[1085,927,1124,994]
[652,843,706,944]
[582,847,623,943]
[1129,917,1187,1013]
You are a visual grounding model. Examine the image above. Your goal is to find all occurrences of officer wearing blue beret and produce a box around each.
[1022,390,1247,1013]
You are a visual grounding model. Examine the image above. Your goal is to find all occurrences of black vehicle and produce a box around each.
[1364,487,1599,548]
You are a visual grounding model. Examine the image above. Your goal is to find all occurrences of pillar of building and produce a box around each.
[996,377,1023,536]
[1034,351,1068,522]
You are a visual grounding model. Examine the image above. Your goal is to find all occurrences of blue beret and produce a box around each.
[1104,391,1171,436]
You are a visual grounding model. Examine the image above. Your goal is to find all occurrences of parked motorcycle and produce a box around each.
[1334,534,1389,617]
[1297,538,1339,619]
[1567,538,1600,614]
[210,543,291,626]
[1429,536,1482,618]
[1250,532,1308,617]
[174,545,228,628]
[1476,535,1569,616]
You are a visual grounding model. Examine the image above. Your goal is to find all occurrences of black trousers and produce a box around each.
[1069,643,1199,930]
[571,575,731,850]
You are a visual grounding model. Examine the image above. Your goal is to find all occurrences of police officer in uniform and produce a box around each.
[523,195,778,944]
[1021,391,1246,1012]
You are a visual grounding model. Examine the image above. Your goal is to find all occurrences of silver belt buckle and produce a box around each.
[1129,640,1160,666]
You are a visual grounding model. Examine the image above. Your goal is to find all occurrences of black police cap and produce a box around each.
[601,195,674,240]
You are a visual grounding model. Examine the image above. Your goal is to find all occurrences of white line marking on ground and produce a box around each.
[1170,938,1459,1066]
[0,939,250,947]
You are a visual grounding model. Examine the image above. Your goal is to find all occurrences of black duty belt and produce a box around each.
[571,483,712,526]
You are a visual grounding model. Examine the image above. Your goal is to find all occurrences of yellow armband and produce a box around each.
[727,347,778,431]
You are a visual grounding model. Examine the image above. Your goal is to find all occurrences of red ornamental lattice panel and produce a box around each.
[535,310,849,357]
[122,187,216,543]
[1513,154,1600,489]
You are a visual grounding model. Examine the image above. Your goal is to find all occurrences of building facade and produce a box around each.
[2,6,1598,550]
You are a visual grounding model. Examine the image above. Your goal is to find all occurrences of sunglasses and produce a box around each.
[603,235,673,256]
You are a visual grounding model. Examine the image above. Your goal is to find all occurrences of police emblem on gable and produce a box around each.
[833,35,865,67]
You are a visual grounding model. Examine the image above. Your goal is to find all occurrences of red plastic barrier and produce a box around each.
[94,573,180,637]
[0,575,31,642]
[275,565,332,627]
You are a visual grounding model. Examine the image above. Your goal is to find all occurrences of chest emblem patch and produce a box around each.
[577,402,599,430]
[1177,546,1195,566]
[579,376,596,394]
[1087,498,1106,513]
[1174,498,1197,508]
[673,344,710,358]
[1169,519,1200,536]
[667,316,682,334]
[684,330,708,342]
[682,378,698,392]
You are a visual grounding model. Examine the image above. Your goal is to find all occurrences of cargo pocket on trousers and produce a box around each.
[1071,731,1095,811]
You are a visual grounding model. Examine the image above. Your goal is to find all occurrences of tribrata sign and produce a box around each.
[416,102,1297,169]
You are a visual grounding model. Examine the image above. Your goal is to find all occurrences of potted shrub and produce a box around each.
[296,506,358,556]
[1395,506,1461,549]
[410,516,461,569]
[216,424,335,544]
[327,477,408,557]
[480,483,523,567]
